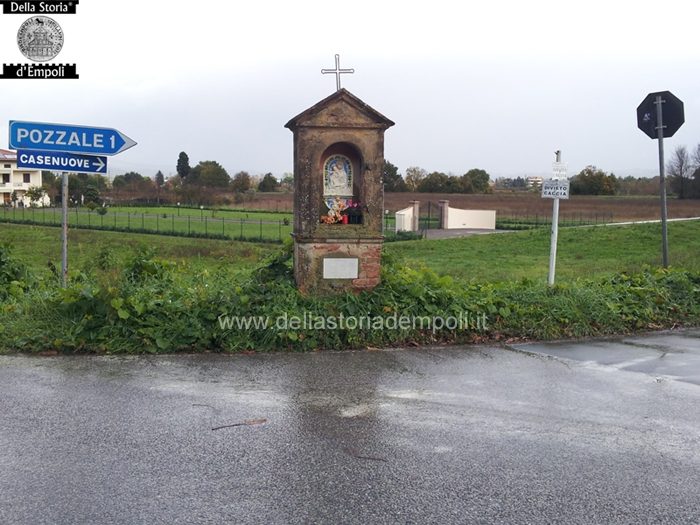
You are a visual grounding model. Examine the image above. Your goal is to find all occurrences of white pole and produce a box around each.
[548,151,562,286]
[61,171,68,287]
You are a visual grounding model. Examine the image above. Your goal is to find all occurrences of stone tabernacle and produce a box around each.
[285,88,394,294]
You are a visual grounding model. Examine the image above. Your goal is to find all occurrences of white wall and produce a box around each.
[395,206,414,232]
[446,208,496,230]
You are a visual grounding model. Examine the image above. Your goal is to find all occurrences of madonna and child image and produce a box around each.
[323,155,353,196]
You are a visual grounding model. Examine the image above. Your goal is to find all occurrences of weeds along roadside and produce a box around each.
[1,243,698,354]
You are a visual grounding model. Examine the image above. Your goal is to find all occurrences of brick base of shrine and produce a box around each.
[294,238,382,295]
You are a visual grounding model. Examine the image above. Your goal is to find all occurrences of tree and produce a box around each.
[176,152,191,179]
[154,170,165,204]
[110,172,156,203]
[41,171,56,189]
[462,168,490,193]
[570,166,619,195]
[113,171,146,187]
[188,161,230,187]
[83,184,101,206]
[92,174,109,192]
[404,166,427,192]
[231,171,252,193]
[417,172,450,193]
[382,160,407,192]
[67,173,106,198]
[25,186,46,206]
[280,173,294,192]
[617,175,659,196]
[692,143,700,168]
[257,173,280,192]
[690,144,700,199]
[447,175,465,193]
[41,171,59,202]
[494,177,526,190]
[668,145,692,199]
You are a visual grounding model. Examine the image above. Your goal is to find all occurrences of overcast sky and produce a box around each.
[1,0,699,180]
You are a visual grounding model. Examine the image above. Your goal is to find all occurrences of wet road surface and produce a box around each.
[1,330,699,524]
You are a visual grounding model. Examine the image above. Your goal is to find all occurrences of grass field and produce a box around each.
[3,220,699,283]
[3,221,699,353]
[0,206,292,241]
[387,220,700,283]
[1,224,278,276]
[102,205,290,221]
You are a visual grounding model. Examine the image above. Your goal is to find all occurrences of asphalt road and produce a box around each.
[1,330,699,524]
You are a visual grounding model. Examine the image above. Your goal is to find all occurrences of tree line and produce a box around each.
[31,152,296,207]
[382,161,491,193]
[666,144,700,199]
[30,147,700,207]
[567,145,700,198]
[173,151,290,203]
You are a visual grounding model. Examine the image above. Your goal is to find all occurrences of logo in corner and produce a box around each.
[17,16,64,62]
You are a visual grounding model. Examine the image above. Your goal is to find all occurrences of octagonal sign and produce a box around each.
[637,91,684,139]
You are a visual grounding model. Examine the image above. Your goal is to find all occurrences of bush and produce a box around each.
[0,244,32,300]
[0,246,698,353]
[384,230,423,242]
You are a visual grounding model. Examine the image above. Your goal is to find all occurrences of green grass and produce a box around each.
[103,205,292,221]
[384,220,700,283]
[2,222,700,353]
[3,220,700,284]
[1,223,278,276]
[0,206,292,241]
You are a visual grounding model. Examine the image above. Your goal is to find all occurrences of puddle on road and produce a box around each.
[511,330,700,386]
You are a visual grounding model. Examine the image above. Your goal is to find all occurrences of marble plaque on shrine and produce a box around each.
[323,258,359,279]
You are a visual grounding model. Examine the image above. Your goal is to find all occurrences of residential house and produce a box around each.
[0,149,48,206]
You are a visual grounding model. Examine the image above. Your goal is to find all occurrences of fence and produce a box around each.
[495,212,616,230]
[383,211,615,232]
[0,206,292,243]
[2,206,617,242]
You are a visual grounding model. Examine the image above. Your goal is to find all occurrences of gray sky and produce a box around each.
[1,0,699,180]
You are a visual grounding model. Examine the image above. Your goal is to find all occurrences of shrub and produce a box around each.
[0,247,698,354]
[0,244,31,300]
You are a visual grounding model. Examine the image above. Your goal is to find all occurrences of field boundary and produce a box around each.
[0,216,286,244]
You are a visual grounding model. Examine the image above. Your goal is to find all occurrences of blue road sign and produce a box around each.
[17,149,107,174]
[9,120,136,156]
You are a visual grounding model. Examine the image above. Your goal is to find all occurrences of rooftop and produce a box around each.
[0,149,17,161]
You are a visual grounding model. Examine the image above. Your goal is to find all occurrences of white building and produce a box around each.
[0,149,48,207]
[526,176,544,189]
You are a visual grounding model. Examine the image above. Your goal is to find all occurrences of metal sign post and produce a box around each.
[636,90,684,269]
[61,171,68,287]
[542,151,570,286]
[655,95,669,267]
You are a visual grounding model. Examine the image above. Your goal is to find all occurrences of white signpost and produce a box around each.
[542,151,569,286]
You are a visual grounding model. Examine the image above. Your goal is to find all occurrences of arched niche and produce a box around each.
[319,142,364,225]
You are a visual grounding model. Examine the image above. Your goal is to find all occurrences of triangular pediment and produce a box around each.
[286,89,394,130]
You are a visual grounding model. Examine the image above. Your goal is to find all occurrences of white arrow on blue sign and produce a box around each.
[17,149,107,174]
[9,120,136,156]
